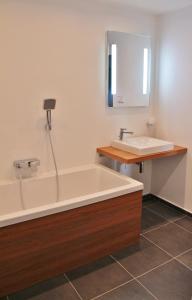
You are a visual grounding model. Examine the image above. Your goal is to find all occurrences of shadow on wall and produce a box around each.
[96,156,115,170]
[97,156,135,176]
[96,155,152,195]
[151,155,187,208]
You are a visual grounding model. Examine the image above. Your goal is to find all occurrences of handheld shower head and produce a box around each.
[43,99,56,130]
[43,99,56,110]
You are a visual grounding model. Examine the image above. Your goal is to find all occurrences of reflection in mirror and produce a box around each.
[107,31,151,108]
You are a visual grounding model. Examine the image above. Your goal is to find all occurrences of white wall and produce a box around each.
[0,0,156,194]
[152,7,192,212]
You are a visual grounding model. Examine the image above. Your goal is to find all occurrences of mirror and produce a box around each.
[107,31,151,107]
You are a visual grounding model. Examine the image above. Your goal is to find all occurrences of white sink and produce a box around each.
[112,136,174,155]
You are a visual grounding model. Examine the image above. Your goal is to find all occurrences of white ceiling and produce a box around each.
[98,0,192,14]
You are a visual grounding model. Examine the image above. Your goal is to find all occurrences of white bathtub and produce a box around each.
[0,164,143,228]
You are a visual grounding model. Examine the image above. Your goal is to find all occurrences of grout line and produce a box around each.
[175,247,192,259]
[141,234,174,257]
[135,278,159,300]
[174,258,192,272]
[113,240,192,281]
[171,221,192,235]
[111,255,159,300]
[142,204,190,235]
[144,206,184,224]
[135,258,174,279]
[144,206,168,217]
[174,247,192,272]
[142,221,170,234]
[64,274,83,300]
[111,252,172,280]
[111,244,192,299]
[142,235,192,270]
[110,255,132,275]
[89,278,135,300]
[142,218,192,237]
[171,215,186,222]
[67,215,191,300]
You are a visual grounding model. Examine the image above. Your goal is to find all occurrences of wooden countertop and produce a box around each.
[97,145,187,164]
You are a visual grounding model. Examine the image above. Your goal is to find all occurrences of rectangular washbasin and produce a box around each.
[112,136,174,155]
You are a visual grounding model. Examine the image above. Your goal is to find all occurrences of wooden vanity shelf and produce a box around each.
[97,145,187,164]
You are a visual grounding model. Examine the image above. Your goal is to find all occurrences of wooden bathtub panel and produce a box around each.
[0,191,142,297]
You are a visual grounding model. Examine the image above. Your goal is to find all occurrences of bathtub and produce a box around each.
[0,164,143,228]
[0,164,143,297]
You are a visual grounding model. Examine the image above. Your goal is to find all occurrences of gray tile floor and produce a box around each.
[3,196,192,300]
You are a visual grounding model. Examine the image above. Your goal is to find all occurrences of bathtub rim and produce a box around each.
[0,164,143,228]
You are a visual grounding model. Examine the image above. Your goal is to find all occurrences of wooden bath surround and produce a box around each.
[0,191,142,297]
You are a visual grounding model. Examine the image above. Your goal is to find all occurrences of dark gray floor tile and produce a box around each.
[27,284,80,300]
[142,208,168,233]
[175,216,192,232]
[144,223,192,256]
[67,256,132,300]
[146,201,184,221]
[139,260,192,300]
[143,195,160,208]
[28,284,80,300]
[113,237,171,277]
[98,280,156,300]
[9,276,79,300]
[177,249,192,269]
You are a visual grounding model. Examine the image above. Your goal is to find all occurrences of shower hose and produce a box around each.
[17,128,60,208]
[17,125,60,208]
[18,171,25,209]
[47,128,60,202]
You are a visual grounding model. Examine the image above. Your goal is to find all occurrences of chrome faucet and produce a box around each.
[119,128,134,141]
